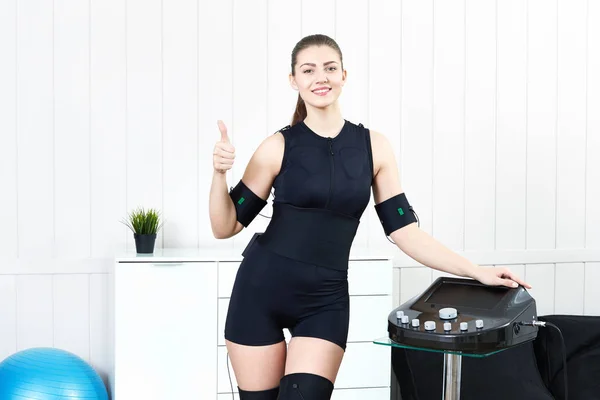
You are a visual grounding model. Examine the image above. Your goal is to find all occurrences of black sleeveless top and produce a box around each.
[272,120,374,220]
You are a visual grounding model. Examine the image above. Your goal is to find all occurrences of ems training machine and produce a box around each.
[385,277,540,400]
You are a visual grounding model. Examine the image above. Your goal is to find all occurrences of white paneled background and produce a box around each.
[0,0,599,392]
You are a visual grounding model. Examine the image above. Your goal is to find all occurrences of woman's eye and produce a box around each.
[303,69,313,74]
[328,67,337,71]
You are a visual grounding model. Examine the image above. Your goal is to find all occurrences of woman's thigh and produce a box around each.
[284,337,345,384]
[225,339,287,391]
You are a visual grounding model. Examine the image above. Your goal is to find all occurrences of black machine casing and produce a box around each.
[388,277,539,354]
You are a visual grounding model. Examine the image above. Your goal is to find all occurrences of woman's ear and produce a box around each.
[289,73,298,90]
[341,69,347,86]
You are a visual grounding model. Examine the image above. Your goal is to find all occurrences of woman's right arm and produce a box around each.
[209,121,284,239]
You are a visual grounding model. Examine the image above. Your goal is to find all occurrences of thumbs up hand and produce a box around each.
[213,120,236,174]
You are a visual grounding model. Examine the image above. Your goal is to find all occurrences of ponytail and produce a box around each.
[291,94,307,126]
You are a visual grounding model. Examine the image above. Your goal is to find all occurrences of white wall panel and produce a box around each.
[432,0,465,250]
[555,262,585,315]
[556,0,587,249]
[527,0,557,249]
[0,0,17,259]
[496,0,527,250]
[90,0,127,258]
[17,0,54,257]
[53,274,90,360]
[368,0,402,249]
[163,0,199,248]
[301,0,336,39]
[464,0,496,251]
[401,0,434,235]
[584,263,600,316]
[198,0,234,252]
[16,275,53,350]
[90,274,110,385]
[126,0,163,249]
[231,0,269,252]
[524,263,555,316]
[0,276,17,361]
[587,0,600,249]
[267,0,301,134]
[400,267,431,304]
[54,0,91,258]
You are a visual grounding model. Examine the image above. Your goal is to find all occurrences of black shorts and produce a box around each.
[224,240,350,351]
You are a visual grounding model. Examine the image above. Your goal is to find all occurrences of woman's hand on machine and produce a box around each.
[471,266,532,289]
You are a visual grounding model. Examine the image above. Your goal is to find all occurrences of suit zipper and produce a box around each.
[326,138,334,208]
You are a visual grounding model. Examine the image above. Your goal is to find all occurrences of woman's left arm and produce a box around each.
[370,130,531,289]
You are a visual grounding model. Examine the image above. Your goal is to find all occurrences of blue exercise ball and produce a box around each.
[0,347,108,400]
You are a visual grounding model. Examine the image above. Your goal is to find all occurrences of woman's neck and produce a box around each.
[303,104,345,138]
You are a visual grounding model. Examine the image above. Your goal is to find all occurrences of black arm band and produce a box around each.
[229,180,267,227]
[374,193,417,236]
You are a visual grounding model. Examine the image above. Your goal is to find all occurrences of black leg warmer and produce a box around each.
[238,386,279,400]
[277,373,334,400]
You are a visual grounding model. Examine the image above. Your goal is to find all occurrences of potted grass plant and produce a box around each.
[121,207,163,254]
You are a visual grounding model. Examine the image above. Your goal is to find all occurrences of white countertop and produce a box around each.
[115,245,398,263]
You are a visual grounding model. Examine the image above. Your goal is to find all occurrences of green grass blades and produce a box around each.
[121,207,164,234]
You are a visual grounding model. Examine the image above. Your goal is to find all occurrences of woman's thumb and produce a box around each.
[217,120,229,143]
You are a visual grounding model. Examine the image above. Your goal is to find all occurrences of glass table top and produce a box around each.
[372,337,507,358]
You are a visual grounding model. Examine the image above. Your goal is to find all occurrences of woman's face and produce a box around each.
[289,45,346,110]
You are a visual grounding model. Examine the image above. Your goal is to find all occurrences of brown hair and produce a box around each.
[290,34,344,126]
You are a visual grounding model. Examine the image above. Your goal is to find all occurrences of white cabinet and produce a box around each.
[109,248,393,400]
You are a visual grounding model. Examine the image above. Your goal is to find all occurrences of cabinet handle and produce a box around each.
[150,263,184,267]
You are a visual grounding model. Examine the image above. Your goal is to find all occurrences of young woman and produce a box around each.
[209,34,531,400]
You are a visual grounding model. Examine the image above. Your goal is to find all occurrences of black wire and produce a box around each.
[545,321,568,400]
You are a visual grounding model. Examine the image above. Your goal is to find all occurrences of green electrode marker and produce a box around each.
[238,197,245,205]
[397,208,404,216]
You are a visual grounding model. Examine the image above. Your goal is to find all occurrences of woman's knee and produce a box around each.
[277,373,334,400]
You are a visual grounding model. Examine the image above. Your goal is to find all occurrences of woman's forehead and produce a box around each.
[296,45,340,64]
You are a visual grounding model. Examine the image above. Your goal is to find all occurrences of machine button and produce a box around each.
[396,310,405,319]
[475,319,484,329]
[424,321,436,331]
[460,322,468,331]
[411,319,420,328]
[439,307,458,319]
[443,322,452,331]
[401,315,409,324]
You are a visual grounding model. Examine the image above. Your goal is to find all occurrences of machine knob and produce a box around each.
[476,319,484,329]
[396,310,405,319]
[460,322,468,331]
[443,322,452,331]
[401,315,409,324]
[439,307,457,319]
[411,319,420,328]
[424,321,436,331]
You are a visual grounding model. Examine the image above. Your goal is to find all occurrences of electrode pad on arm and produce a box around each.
[229,180,267,227]
[374,193,417,236]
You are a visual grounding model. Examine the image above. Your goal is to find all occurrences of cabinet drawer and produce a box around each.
[217,295,392,346]
[218,259,392,298]
[217,342,390,393]
[217,387,390,400]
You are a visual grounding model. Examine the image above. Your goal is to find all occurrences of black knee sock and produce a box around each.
[277,373,334,400]
[238,386,279,400]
